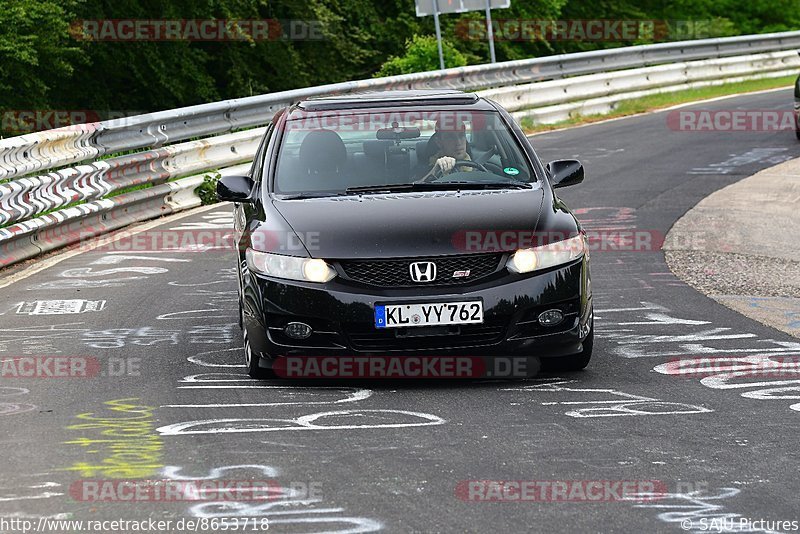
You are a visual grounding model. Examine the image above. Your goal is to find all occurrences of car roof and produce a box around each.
[294,90,496,111]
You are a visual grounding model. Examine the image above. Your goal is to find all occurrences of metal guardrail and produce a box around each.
[1,31,799,268]
[0,128,263,226]
[483,50,800,122]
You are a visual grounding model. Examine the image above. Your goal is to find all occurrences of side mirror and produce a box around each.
[546,159,584,188]
[216,175,255,203]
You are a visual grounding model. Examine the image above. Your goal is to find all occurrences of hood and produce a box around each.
[269,188,546,259]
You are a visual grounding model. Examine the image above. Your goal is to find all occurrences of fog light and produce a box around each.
[538,309,564,326]
[284,322,313,339]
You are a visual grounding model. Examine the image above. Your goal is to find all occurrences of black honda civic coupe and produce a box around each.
[217,90,592,378]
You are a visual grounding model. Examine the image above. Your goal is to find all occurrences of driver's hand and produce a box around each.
[434,156,456,175]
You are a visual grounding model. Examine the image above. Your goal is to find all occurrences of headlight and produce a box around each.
[506,234,585,274]
[246,248,336,283]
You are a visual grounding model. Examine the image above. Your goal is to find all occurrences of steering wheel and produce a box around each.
[419,159,490,183]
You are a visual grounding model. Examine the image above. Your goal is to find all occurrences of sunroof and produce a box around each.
[298,90,480,110]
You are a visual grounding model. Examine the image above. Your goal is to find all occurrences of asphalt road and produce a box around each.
[1,89,800,534]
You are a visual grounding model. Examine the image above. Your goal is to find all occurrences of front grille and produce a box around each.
[338,253,504,288]
[345,323,506,351]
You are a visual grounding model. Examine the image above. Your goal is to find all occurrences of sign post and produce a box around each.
[484,0,497,63]
[415,0,510,67]
[432,1,445,70]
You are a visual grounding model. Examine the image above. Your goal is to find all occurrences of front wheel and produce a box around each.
[543,322,593,372]
[241,304,274,379]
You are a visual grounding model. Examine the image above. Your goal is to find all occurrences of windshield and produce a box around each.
[272,108,536,196]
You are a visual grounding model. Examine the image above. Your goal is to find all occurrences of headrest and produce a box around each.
[298,129,347,172]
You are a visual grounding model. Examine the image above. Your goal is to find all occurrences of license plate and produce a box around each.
[374,301,483,328]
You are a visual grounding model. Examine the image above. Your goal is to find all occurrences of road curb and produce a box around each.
[663,156,800,338]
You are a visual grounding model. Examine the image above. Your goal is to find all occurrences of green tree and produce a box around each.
[0,0,84,110]
[376,35,468,76]
[2,0,799,118]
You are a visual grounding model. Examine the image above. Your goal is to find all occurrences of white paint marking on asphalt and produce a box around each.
[615,312,711,326]
[0,492,64,502]
[156,409,446,435]
[169,212,233,230]
[701,374,800,390]
[81,323,237,349]
[186,347,245,368]
[161,463,383,532]
[0,387,37,417]
[600,302,800,362]
[502,379,711,418]
[0,323,87,354]
[60,266,170,277]
[26,277,148,290]
[654,355,800,413]
[0,204,224,290]
[627,487,781,533]
[179,373,253,382]
[91,255,191,263]
[156,309,227,320]
[741,386,800,400]
[161,464,279,480]
[15,300,106,315]
[688,147,791,175]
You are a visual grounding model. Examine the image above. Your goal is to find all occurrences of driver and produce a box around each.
[418,119,473,181]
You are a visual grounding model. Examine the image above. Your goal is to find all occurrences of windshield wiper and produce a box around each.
[433,181,533,190]
[275,192,352,200]
[345,183,418,194]
[345,181,532,194]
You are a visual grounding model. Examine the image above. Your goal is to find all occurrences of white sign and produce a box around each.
[16,300,106,315]
[415,0,510,17]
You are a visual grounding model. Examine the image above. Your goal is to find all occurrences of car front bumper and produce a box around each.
[241,255,592,368]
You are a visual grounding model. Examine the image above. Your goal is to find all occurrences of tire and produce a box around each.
[543,322,593,372]
[241,303,274,379]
